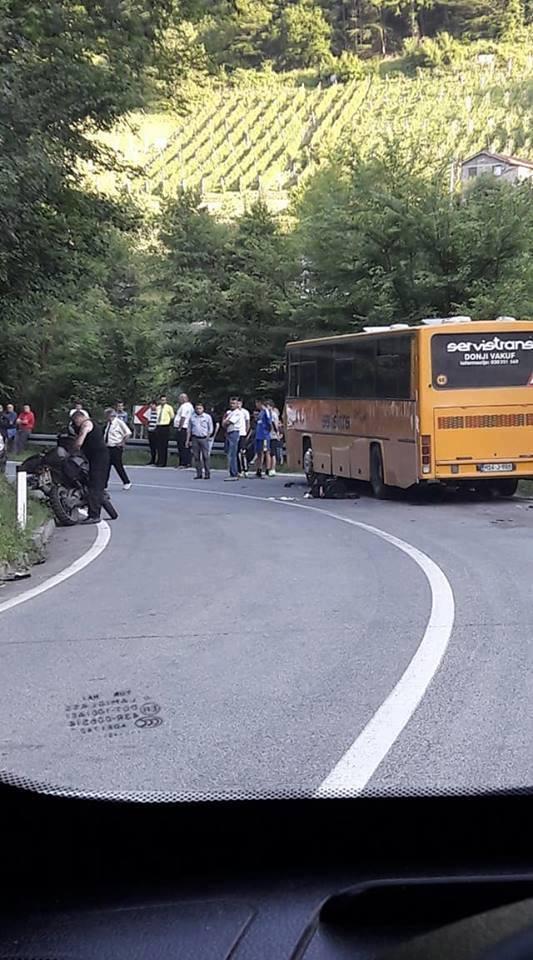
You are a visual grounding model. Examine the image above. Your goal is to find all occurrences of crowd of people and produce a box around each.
[0,402,36,473]
[0,392,284,516]
[145,393,283,481]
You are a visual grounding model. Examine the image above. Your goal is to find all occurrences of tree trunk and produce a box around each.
[379,6,387,56]
[353,0,360,53]
[409,0,420,40]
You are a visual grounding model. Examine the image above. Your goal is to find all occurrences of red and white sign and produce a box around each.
[134,404,151,425]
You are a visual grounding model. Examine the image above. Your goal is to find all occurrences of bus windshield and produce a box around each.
[431,331,533,389]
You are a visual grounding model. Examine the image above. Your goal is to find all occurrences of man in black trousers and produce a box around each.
[104,408,132,490]
[71,411,111,523]
[145,400,159,464]
[154,395,175,468]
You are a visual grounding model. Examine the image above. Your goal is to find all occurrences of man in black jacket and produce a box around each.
[71,412,111,523]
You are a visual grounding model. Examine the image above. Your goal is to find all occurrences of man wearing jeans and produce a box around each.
[222,397,245,482]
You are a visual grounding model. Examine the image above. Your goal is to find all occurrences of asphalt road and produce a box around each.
[1,465,533,800]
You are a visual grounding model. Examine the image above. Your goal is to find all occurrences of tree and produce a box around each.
[0,1,197,422]
[271,0,333,68]
[294,144,533,330]
[198,0,277,69]
[159,197,299,406]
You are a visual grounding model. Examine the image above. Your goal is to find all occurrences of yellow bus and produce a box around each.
[285,317,533,498]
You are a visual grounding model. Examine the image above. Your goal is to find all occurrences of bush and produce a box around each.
[332,52,365,82]
[402,33,465,72]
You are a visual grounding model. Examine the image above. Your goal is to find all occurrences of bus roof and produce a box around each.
[286,318,533,349]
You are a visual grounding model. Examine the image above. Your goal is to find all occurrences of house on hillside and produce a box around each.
[461,150,533,186]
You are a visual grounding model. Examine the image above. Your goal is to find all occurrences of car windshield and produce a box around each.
[0,2,532,802]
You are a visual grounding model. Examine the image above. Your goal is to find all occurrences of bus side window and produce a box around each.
[354,340,376,398]
[375,336,412,399]
[300,360,317,397]
[288,363,299,398]
[334,343,354,397]
[316,349,334,397]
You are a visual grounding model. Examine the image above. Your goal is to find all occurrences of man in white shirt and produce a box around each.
[174,392,194,468]
[237,399,251,478]
[145,400,159,465]
[104,408,132,490]
[222,397,246,481]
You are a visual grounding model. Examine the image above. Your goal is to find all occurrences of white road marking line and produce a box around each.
[132,481,456,794]
[284,503,455,797]
[0,522,111,616]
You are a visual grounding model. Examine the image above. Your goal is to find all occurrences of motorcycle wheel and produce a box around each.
[102,492,118,520]
[49,484,85,526]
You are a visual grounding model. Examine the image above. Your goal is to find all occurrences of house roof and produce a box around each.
[462,150,533,170]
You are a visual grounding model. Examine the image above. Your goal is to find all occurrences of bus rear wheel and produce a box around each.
[370,445,390,499]
[488,478,518,498]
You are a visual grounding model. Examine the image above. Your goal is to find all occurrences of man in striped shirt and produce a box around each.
[145,400,159,464]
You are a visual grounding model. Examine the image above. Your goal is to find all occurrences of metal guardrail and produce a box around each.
[27,433,228,453]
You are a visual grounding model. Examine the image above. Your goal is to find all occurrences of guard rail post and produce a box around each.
[16,470,27,530]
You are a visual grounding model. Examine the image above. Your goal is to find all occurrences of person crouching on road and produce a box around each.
[71,411,111,524]
[104,408,132,490]
[188,403,213,479]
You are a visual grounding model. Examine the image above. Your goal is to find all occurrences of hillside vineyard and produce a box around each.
[94,57,532,214]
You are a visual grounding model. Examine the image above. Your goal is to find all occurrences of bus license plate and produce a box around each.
[477,463,515,473]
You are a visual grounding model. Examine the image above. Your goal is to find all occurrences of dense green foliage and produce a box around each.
[0,0,187,416]
[158,194,300,405]
[195,0,532,68]
[295,153,533,329]
[0,1,531,425]
[155,163,532,407]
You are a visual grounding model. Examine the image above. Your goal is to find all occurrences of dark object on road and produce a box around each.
[19,435,118,526]
[308,475,359,499]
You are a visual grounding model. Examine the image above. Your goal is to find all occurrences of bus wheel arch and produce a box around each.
[370,443,391,499]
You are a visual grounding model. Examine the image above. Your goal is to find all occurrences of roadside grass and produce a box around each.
[0,474,51,567]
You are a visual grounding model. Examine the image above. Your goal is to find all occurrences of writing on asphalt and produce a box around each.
[65,689,163,738]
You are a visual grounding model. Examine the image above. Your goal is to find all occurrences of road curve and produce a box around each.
[0,467,532,800]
